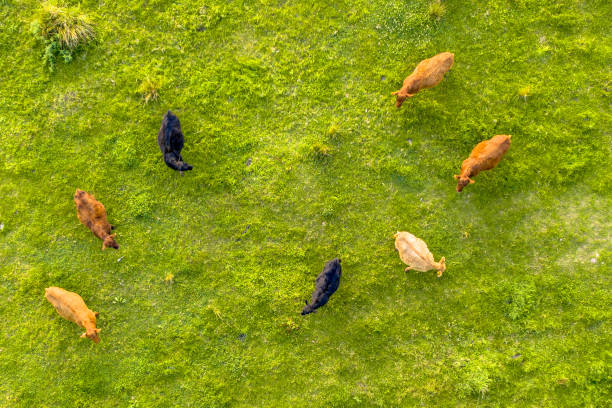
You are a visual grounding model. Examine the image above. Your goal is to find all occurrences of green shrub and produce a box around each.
[138,77,163,104]
[505,281,537,321]
[31,2,96,71]
[518,85,531,101]
[458,363,491,397]
[311,142,332,160]
[428,1,446,20]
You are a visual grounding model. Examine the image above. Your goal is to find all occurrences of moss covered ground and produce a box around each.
[0,0,610,406]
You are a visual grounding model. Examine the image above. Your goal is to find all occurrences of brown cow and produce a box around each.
[45,287,101,343]
[454,135,512,192]
[74,189,118,250]
[392,52,454,108]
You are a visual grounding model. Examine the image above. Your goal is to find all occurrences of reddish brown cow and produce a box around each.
[392,52,454,108]
[74,189,118,250]
[454,135,512,192]
[45,287,101,343]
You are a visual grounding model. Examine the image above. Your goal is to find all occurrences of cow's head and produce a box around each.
[81,327,101,343]
[454,174,474,192]
[74,189,86,200]
[436,257,446,277]
[392,90,414,108]
[301,300,315,315]
[102,234,119,250]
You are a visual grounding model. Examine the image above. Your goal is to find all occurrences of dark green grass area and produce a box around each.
[1,0,611,406]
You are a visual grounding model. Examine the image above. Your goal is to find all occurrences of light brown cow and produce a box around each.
[45,287,101,343]
[454,135,512,192]
[394,232,446,277]
[392,52,454,108]
[74,189,118,250]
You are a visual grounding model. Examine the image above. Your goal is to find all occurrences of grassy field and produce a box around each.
[0,0,610,406]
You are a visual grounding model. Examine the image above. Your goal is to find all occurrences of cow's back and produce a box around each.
[157,111,183,154]
[413,52,454,89]
[45,287,85,325]
[395,232,435,271]
[75,191,108,233]
[75,191,96,223]
[472,135,511,170]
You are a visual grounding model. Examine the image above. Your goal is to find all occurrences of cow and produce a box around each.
[74,189,118,250]
[454,134,512,192]
[157,110,193,172]
[45,287,101,343]
[392,52,454,108]
[394,231,446,277]
[301,258,342,315]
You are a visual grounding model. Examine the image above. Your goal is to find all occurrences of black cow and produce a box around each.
[157,110,193,172]
[301,258,341,315]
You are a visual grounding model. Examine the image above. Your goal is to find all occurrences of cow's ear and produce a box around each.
[80,332,87,338]
[304,300,309,305]
[469,179,475,184]
[96,328,101,333]
[95,312,99,318]
[453,174,460,179]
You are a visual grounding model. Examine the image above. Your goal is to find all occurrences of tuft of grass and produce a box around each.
[428,1,446,20]
[281,318,300,333]
[505,282,538,321]
[138,77,163,104]
[459,364,492,397]
[36,3,96,50]
[327,123,339,136]
[31,2,96,71]
[518,85,532,101]
[311,142,332,159]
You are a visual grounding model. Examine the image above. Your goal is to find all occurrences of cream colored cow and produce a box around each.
[394,232,446,277]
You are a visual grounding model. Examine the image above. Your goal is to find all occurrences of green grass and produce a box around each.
[1,0,611,406]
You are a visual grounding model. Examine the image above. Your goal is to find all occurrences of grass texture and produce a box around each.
[0,0,611,406]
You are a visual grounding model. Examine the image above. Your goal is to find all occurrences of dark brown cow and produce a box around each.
[74,189,118,250]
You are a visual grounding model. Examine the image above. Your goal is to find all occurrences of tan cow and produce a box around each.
[394,232,446,277]
[454,135,512,192]
[392,52,454,108]
[45,287,101,343]
[74,189,118,250]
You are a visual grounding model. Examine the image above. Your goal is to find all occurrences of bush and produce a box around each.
[428,1,446,20]
[458,363,491,397]
[311,142,332,160]
[31,2,96,71]
[138,77,163,104]
[505,281,537,321]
